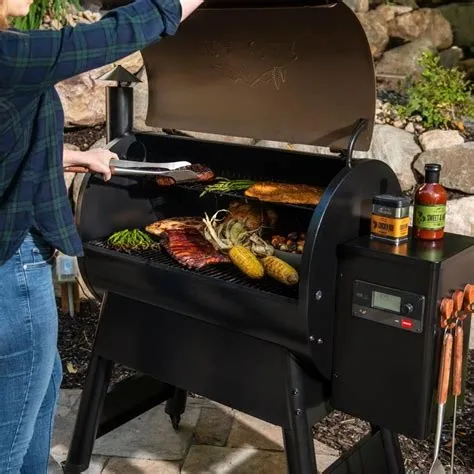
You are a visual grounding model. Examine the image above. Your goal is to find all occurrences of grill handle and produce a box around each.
[453,324,463,397]
[437,331,453,405]
[343,118,368,168]
[65,166,89,173]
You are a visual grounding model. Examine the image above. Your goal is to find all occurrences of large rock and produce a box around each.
[343,0,369,12]
[375,37,436,78]
[413,143,474,193]
[418,130,464,151]
[438,45,464,69]
[57,52,144,127]
[371,4,414,24]
[357,12,390,58]
[388,8,453,49]
[438,3,474,49]
[445,196,474,237]
[459,58,474,82]
[367,124,420,191]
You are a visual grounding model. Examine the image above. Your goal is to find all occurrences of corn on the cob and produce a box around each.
[261,256,299,286]
[229,245,264,279]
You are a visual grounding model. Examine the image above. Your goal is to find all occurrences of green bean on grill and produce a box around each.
[200,179,255,197]
[107,229,160,251]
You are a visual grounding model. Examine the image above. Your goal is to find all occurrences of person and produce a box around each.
[0,0,203,471]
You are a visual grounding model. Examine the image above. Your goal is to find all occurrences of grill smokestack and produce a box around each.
[97,65,141,143]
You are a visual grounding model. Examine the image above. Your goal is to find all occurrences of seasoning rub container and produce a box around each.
[371,194,410,244]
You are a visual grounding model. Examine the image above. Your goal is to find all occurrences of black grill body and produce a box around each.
[64,2,474,473]
[67,137,407,474]
[333,235,473,440]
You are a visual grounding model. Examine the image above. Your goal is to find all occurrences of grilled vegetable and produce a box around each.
[249,234,274,257]
[200,179,255,197]
[108,229,160,251]
[229,245,264,279]
[270,232,305,254]
[261,256,299,286]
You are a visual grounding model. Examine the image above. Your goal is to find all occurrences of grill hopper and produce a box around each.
[141,1,375,150]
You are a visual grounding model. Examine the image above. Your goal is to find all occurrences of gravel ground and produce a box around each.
[57,298,473,472]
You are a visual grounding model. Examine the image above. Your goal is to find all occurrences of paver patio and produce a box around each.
[48,390,339,473]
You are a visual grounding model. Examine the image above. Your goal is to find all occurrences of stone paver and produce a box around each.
[102,458,180,473]
[194,406,235,447]
[48,455,108,474]
[92,404,201,461]
[182,446,337,473]
[227,410,339,458]
[50,389,340,473]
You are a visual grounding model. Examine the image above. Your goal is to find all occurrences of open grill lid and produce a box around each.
[141,1,375,151]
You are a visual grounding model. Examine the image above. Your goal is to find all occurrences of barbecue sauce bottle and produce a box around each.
[413,163,447,240]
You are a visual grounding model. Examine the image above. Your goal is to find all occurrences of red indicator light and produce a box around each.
[401,319,413,329]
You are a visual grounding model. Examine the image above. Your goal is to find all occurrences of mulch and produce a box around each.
[64,124,105,151]
[57,296,473,472]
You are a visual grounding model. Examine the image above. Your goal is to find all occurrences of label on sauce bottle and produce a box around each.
[414,204,446,230]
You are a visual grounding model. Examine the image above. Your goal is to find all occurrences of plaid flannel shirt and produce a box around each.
[0,0,181,265]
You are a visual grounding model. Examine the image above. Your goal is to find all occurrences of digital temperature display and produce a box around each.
[372,291,401,313]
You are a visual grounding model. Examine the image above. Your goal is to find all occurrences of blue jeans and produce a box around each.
[0,232,62,473]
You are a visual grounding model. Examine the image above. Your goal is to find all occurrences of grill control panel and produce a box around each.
[352,280,425,333]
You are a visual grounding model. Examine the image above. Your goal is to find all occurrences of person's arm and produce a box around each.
[0,0,203,90]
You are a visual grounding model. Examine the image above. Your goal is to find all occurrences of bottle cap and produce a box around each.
[425,163,441,173]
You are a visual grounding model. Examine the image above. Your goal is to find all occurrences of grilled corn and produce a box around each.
[261,256,299,286]
[229,245,264,279]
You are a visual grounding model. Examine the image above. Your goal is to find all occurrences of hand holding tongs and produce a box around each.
[65,159,201,184]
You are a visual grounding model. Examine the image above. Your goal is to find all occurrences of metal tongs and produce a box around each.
[65,159,201,184]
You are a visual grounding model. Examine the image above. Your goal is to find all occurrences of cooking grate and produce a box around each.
[176,182,317,212]
[86,239,299,300]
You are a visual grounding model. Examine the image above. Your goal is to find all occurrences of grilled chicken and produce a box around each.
[145,218,229,269]
[145,217,204,236]
[224,201,278,231]
[244,182,325,206]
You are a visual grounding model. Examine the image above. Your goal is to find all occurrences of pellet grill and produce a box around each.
[65,1,473,473]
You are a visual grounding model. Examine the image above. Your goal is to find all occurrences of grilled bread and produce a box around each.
[244,182,325,206]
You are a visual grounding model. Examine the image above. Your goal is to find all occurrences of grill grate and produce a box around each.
[176,181,317,212]
[87,239,299,300]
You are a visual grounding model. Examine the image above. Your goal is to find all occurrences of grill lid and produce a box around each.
[141,1,375,151]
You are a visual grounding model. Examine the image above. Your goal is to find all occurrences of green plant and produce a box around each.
[11,0,76,30]
[397,51,474,130]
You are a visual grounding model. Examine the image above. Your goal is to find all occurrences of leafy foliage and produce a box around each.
[10,0,76,30]
[397,52,474,130]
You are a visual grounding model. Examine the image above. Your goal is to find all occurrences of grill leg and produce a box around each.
[378,427,405,474]
[282,355,317,474]
[64,355,114,473]
[165,388,187,429]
